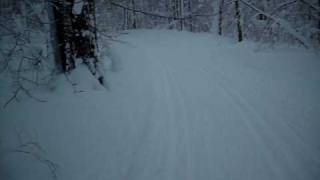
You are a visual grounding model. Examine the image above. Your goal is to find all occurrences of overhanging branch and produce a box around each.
[109,1,215,20]
[239,0,311,49]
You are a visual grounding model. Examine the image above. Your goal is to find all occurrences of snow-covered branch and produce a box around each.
[109,1,215,20]
[299,0,320,13]
[239,0,311,48]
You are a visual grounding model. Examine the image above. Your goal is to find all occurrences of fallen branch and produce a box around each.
[11,132,59,180]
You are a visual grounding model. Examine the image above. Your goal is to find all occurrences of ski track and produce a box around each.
[3,31,319,180]
[200,67,304,179]
[105,32,320,180]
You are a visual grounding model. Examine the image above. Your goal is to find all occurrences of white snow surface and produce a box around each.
[1,30,320,180]
[72,0,84,15]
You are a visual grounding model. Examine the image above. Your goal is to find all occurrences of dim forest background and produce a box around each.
[0,1,320,180]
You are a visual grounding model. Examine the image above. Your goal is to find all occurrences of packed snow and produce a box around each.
[1,30,320,180]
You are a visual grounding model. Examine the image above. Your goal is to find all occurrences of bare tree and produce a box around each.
[131,0,137,29]
[1,0,55,107]
[318,0,320,43]
[52,0,75,72]
[235,0,243,42]
[187,0,193,31]
[52,0,104,84]
[218,0,225,36]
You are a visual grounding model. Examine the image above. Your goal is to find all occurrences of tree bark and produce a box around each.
[218,0,225,36]
[318,0,320,43]
[187,0,193,31]
[132,0,137,29]
[52,0,75,72]
[52,0,103,83]
[235,0,243,42]
[179,0,184,31]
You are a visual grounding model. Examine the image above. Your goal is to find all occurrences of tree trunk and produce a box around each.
[173,0,178,28]
[123,8,128,30]
[235,0,243,42]
[52,0,103,84]
[130,0,137,29]
[187,0,193,32]
[218,0,225,36]
[52,0,75,72]
[166,0,172,25]
[318,0,320,43]
[179,0,184,31]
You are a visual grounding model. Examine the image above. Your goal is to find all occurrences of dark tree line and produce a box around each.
[0,0,319,103]
[100,0,320,46]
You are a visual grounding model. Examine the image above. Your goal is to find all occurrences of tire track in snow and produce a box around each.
[119,45,179,180]
[199,66,319,180]
[200,66,292,179]
[114,33,319,180]
[119,47,161,180]
[142,47,194,179]
[131,48,181,180]
[163,65,194,180]
[211,64,320,164]
[164,66,231,179]
[160,62,179,180]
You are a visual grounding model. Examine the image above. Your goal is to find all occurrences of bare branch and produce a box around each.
[12,141,59,179]
[299,0,320,12]
[239,0,311,49]
[109,1,215,20]
[3,87,22,108]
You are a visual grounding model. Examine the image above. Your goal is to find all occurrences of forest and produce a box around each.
[0,1,320,180]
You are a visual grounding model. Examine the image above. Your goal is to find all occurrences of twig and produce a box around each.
[3,84,47,108]
[13,146,58,179]
[3,87,22,108]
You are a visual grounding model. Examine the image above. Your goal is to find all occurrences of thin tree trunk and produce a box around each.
[166,0,172,25]
[179,0,184,31]
[218,0,225,36]
[123,8,128,30]
[188,0,193,31]
[235,0,243,42]
[131,0,137,29]
[174,0,179,29]
[318,0,320,43]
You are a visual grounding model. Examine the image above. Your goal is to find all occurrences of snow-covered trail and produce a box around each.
[1,30,319,180]
[103,30,320,180]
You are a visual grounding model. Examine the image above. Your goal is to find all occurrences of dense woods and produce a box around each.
[98,0,320,46]
[1,1,320,180]
[0,0,319,102]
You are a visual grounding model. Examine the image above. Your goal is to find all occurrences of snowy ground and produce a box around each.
[1,30,320,180]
